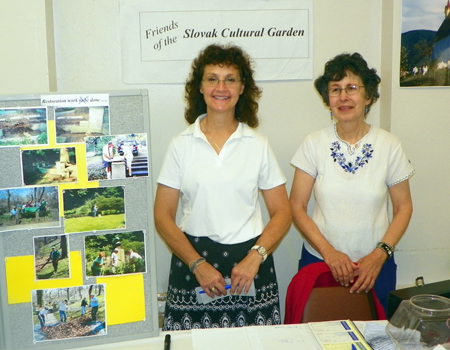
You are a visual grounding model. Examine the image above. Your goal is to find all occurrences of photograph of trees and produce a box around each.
[84,231,146,277]
[0,186,60,232]
[32,284,106,343]
[0,107,48,146]
[21,147,77,185]
[62,186,125,234]
[34,235,69,280]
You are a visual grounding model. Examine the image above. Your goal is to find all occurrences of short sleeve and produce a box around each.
[258,140,286,190]
[387,139,415,187]
[290,134,318,178]
[156,138,182,190]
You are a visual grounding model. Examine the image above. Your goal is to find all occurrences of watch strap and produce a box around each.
[251,245,267,263]
[376,241,394,260]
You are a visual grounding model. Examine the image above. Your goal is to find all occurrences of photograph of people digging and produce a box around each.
[34,235,69,280]
[32,284,106,342]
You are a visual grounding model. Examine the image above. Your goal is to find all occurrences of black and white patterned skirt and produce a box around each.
[162,233,281,330]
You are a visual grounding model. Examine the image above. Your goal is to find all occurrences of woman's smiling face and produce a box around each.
[328,72,371,123]
[200,64,244,115]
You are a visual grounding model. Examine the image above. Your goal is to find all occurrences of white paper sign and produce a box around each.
[120,0,313,83]
[40,94,109,107]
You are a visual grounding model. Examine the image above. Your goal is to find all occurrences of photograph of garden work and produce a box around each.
[55,106,110,144]
[34,235,69,280]
[62,186,125,234]
[21,147,77,186]
[85,133,149,181]
[0,107,48,147]
[84,230,146,277]
[32,284,106,343]
[0,186,60,232]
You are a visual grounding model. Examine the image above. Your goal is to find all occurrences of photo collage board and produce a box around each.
[0,90,159,350]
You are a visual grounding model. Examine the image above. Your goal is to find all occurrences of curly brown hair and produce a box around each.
[314,52,381,115]
[184,44,262,127]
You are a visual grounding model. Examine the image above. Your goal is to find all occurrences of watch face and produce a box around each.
[377,242,392,258]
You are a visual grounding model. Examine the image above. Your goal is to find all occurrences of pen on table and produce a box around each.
[199,285,232,294]
[164,334,171,350]
[351,343,357,350]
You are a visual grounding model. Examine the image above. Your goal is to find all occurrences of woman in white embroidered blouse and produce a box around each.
[290,52,414,311]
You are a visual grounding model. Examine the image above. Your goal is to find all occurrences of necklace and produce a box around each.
[202,119,221,152]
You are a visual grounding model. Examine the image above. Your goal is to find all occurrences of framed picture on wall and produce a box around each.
[400,0,450,86]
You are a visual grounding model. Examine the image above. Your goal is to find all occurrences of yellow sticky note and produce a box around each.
[5,251,83,304]
[97,274,146,325]
[5,252,146,326]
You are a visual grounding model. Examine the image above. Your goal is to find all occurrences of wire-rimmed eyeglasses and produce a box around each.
[202,77,242,87]
[328,85,364,97]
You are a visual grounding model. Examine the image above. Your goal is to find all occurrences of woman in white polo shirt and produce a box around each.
[154,43,291,330]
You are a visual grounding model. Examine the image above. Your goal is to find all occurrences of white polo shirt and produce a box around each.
[157,114,286,244]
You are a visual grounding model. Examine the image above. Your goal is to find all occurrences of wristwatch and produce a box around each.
[251,245,267,263]
[376,241,394,260]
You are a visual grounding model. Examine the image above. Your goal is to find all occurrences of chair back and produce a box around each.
[301,285,377,322]
[284,262,386,324]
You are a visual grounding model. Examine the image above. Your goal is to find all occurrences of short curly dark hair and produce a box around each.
[314,52,381,114]
[184,44,262,127]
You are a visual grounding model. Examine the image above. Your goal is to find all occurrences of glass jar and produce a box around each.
[386,294,450,349]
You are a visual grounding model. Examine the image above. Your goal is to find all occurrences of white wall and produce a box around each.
[0,0,50,94]
[389,1,450,285]
[2,0,450,320]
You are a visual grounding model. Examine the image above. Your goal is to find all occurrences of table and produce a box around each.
[68,321,392,350]
[68,330,192,350]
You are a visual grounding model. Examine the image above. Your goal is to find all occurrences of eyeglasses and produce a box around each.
[202,77,242,87]
[328,85,364,97]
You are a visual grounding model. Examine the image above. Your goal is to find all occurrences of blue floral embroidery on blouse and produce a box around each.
[330,141,374,174]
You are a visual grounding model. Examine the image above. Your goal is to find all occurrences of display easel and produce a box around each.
[0,89,159,350]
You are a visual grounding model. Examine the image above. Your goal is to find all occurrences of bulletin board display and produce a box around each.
[0,90,159,350]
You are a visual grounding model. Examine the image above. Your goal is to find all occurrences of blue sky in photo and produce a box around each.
[0,186,58,201]
[402,0,448,33]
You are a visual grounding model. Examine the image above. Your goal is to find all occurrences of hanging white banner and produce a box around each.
[120,0,313,83]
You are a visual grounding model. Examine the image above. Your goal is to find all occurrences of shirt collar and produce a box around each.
[181,113,255,139]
